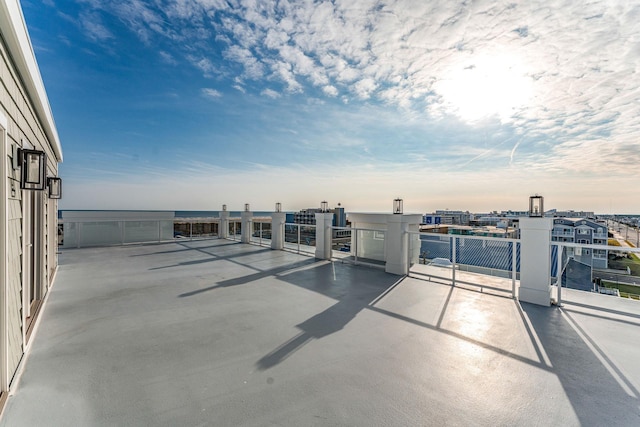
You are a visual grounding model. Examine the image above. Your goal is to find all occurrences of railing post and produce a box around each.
[241,210,253,243]
[556,244,563,306]
[511,241,517,298]
[314,212,334,260]
[219,210,229,239]
[190,222,193,240]
[297,225,301,253]
[271,213,286,250]
[354,230,358,264]
[452,237,457,286]
[519,217,553,306]
[385,214,418,275]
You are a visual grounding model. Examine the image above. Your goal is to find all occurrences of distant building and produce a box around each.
[294,206,346,227]
[552,218,608,269]
[433,210,471,225]
[552,210,596,219]
[422,214,442,225]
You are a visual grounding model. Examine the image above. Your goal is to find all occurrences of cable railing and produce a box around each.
[552,242,640,304]
[408,232,519,297]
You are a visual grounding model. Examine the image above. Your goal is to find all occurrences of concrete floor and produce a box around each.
[2,239,640,426]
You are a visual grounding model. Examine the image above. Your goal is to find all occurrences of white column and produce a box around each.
[219,211,229,239]
[314,213,334,259]
[519,217,553,306]
[271,212,286,250]
[241,211,253,243]
[385,214,421,275]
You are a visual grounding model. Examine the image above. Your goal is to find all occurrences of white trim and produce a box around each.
[0,112,8,392]
[0,0,62,161]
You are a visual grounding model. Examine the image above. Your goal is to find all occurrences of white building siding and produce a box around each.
[6,198,23,380]
[1,0,62,399]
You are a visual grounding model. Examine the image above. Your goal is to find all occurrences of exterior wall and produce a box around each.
[1,0,62,402]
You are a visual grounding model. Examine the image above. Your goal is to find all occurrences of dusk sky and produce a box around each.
[23,0,640,213]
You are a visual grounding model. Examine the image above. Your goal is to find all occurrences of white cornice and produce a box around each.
[0,0,62,162]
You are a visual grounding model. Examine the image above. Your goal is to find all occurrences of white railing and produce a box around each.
[283,223,316,255]
[62,219,176,248]
[552,242,640,305]
[250,219,273,247]
[174,218,220,240]
[408,232,519,298]
[330,226,386,269]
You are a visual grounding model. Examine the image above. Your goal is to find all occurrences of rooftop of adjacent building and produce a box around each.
[1,239,640,426]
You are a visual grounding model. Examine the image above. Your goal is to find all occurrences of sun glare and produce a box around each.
[435,54,533,123]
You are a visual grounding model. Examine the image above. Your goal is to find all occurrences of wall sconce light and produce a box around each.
[275,202,282,213]
[320,200,328,212]
[244,203,250,212]
[393,198,403,214]
[20,148,46,190]
[47,177,62,199]
[222,204,227,211]
[529,195,544,217]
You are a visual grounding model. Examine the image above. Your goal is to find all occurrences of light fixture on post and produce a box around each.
[529,195,544,217]
[393,198,403,214]
[47,177,62,199]
[19,148,46,190]
[275,202,282,213]
[222,204,227,212]
[244,203,250,212]
[320,200,328,213]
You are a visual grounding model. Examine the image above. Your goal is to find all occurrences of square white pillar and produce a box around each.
[271,212,286,250]
[219,211,229,239]
[241,211,253,244]
[315,213,334,260]
[519,217,553,306]
[385,214,421,275]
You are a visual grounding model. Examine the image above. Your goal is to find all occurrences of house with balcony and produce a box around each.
[1,0,63,410]
[552,218,608,269]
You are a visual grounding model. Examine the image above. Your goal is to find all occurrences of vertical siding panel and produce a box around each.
[6,199,23,380]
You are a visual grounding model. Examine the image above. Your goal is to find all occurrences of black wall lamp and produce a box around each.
[47,177,62,199]
[19,148,47,190]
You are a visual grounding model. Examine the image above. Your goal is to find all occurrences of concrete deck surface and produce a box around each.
[2,239,640,426]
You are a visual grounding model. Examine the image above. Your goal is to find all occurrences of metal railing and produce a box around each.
[283,223,316,255]
[251,220,273,247]
[62,219,177,248]
[330,226,385,268]
[408,232,519,298]
[552,242,640,304]
[551,242,640,305]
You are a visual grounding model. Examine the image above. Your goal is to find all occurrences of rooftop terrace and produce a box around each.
[2,239,640,426]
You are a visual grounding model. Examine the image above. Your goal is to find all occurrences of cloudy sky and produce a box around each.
[23,0,640,213]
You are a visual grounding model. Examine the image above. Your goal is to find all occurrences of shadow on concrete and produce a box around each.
[150,244,272,270]
[257,262,401,370]
[178,258,320,298]
[131,240,236,257]
[522,303,640,426]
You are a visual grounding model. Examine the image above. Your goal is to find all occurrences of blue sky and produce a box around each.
[23,0,640,213]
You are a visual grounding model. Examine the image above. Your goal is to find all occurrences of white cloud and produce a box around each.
[64,0,640,193]
[261,88,281,99]
[159,51,177,65]
[322,85,338,97]
[201,88,222,98]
